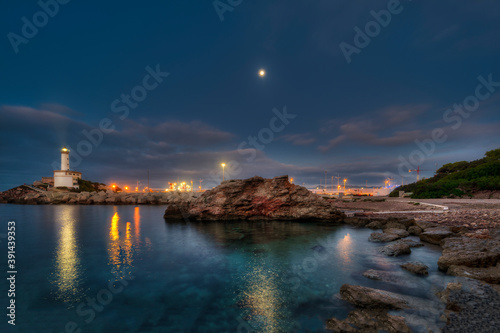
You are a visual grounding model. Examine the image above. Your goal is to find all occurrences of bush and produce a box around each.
[390,148,500,198]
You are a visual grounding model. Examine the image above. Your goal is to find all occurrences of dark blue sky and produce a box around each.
[1,0,499,191]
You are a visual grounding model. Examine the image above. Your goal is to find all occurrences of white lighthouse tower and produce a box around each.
[53,147,82,189]
[61,146,70,171]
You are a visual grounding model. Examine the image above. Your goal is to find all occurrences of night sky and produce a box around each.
[1,0,499,191]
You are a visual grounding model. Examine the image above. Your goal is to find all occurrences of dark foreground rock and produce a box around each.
[326,309,411,333]
[164,175,345,222]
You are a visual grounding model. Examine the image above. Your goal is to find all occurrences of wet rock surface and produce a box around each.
[400,262,429,275]
[384,228,410,238]
[381,242,412,256]
[165,175,345,221]
[368,232,402,243]
[339,284,409,310]
[362,269,419,289]
[326,309,412,333]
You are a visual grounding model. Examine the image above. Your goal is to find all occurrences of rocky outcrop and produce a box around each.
[339,284,409,310]
[164,176,345,222]
[0,186,200,205]
[438,236,500,271]
[447,264,500,284]
[326,309,411,333]
[400,262,429,275]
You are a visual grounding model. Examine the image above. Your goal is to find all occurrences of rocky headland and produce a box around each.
[163,175,345,222]
[0,185,199,205]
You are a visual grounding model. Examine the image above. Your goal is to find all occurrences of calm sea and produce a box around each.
[0,204,454,333]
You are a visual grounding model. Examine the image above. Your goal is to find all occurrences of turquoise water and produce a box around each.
[0,205,452,332]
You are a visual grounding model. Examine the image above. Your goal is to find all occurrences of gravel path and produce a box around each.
[334,197,500,230]
[442,279,500,333]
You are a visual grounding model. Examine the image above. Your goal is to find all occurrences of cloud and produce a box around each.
[318,104,431,152]
[278,133,316,146]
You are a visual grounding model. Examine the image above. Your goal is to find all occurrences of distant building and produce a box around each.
[53,147,81,189]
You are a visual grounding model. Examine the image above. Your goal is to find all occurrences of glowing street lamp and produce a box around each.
[343,178,347,190]
[221,163,226,181]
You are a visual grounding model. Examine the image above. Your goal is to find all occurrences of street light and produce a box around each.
[343,178,347,190]
[221,163,226,181]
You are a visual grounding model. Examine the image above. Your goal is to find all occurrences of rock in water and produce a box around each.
[164,175,345,222]
[339,284,409,309]
[326,309,411,333]
[400,262,429,275]
[381,242,411,256]
[368,232,402,243]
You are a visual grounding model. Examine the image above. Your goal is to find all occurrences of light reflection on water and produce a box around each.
[240,265,286,333]
[108,211,137,281]
[4,205,451,333]
[336,233,352,267]
[52,205,83,302]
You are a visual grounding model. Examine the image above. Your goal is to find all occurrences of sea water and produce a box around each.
[0,205,456,333]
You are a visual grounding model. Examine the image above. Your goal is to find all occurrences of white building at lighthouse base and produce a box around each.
[54,170,82,188]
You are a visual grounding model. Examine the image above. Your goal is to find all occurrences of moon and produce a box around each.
[258,69,266,77]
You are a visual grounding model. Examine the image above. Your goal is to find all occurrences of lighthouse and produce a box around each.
[61,147,70,170]
[53,147,82,189]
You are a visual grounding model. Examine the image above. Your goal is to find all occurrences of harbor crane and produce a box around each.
[409,166,428,181]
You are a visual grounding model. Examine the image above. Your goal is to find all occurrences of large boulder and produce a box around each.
[164,176,345,221]
[339,284,409,310]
